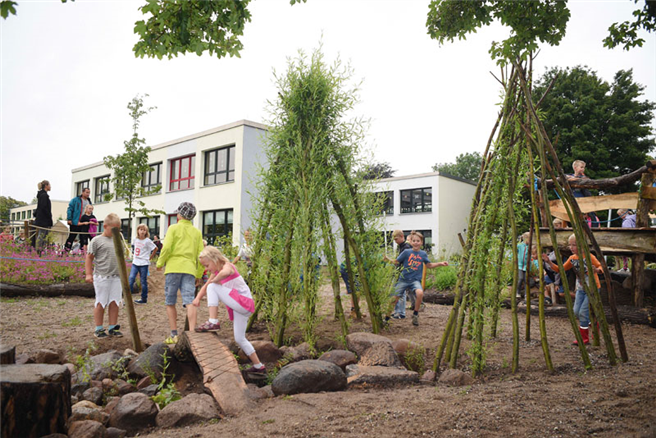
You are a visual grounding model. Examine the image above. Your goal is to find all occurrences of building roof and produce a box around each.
[378,171,477,186]
[71,119,268,173]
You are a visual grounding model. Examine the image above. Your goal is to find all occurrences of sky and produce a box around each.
[1,0,655,204]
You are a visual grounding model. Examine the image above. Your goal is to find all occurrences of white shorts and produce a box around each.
[94,275,123,308]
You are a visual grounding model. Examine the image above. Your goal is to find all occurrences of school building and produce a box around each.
[8,201,69,237]
[69,120,268,245]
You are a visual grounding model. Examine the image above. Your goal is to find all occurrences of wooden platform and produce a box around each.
[184,331,252,416]
[539,227,656,257]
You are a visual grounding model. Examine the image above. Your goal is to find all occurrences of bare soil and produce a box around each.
[1,269,655,438]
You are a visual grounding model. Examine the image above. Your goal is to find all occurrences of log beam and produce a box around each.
[539,228,656,255]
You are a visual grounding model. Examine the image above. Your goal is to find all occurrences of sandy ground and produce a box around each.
[1,268,655,438]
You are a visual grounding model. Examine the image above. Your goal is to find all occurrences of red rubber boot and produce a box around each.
[573,326,590,346]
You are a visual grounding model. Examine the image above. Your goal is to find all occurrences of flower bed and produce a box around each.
[0,240,87,285]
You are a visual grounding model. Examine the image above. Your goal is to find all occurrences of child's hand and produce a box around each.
[440,261,449,267]
[192,297,201,307]
[157,266,162,271]
[85,274,93,284]
[541,254,550,262]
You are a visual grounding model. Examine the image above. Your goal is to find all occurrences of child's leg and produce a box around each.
[180,274,197,330]
[94,303,105,326]
[573,289,590,328]
[108,301,119,326]
[139,265,149,301]
[164,274,181,333]
[128,265,139,294]
[393,290,406,317]
[414,288,424,312]
[516,270,526,297]
[232,310,260,365]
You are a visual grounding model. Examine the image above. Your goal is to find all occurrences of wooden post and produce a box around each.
[23,220,30,241]
[111,227,143,352]
[633,165,656,307]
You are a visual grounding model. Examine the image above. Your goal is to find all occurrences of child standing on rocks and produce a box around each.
[131,224,158,305]
[192,246,265,375]
[85,213,123,339]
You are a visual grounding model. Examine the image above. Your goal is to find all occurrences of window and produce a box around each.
[76,180,90,196]
[168,214,178,227]
[169,155,195,191]
[400,187,432,213]
[121,219,132,240]
[11,212,15,221]
[402,229,433,252]
[21,211,26,220]
[139,216,160,238]
[95,175,110,203]
[142,163,162,193]
[202,209,233,245]
[97,221,104,234]
[204,146,235,185]
[376,191,394,215]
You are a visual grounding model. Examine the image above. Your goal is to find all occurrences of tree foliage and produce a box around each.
[432,152,483,182]
[533,66,655,184]
[360,162,396,180]
[103,94,164,220]
[0,196,27,224]
[604,0,656,50]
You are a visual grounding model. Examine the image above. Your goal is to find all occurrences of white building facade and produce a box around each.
[8,201,69,237]
[70,120,268,245]
[374,172,476,257]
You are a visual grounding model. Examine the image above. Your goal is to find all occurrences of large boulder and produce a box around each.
[358,343,402,368]
[33,349,62,365]
[126,343,170,381]
[271,360,347,396]
[318,350,357,371]
[345,365,419,388]
[345,332,393,356]
[438,369,475,387]
[237,341,282,364]
[81,387,103,406]
[75,351,124,382]
[68,420,108,438]
[156,394,221,428]
[107,392,158,433]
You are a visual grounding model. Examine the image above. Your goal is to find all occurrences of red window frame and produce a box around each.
[169,155,195,191]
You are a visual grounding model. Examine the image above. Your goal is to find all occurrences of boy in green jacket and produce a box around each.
[157,202,205,344]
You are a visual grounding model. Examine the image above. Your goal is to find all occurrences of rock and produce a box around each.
[438,369,475,387]
[68,420,108,438]
[69,405,109,426]
[318,350,358,371]
[345,332,393,356]
[346,365,420,388]
[122,349,138,358]
[156,393,221,428]
[246,383,273,400]
[108,392,158,433]
[104,397,120,418]
[72,400,101,410]
[71,395,79,405]
[81,387,103,406]
[271,360,347,395]
[392,339,426,371]
[64,363,76,376]
[238,340,281,364]
[138,384,159,397]
[91,380,103,389]
[136,376,151,390]
[71,381,90,397]
[15,353,32,365]
[115,379,135,396]
[75,351,123,382]
[358,343,402,368]
[421,370,437,382]
[0,345,16,364]
[34,349,61,364]
[126,343,170,381]
[102,378,114,389]
[106,427,127,438]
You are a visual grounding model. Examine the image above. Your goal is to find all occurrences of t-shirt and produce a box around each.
[80,214,94,233]
[622,214,636,228]
[397,249,430,283]
[132,237,157,266]
[237,243,253,267]
[555,254,602,291]
[88,235,119,277]
[517,242,529,271]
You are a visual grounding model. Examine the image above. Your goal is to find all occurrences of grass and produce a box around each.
[62,316,83,327]
[0,297,18,303]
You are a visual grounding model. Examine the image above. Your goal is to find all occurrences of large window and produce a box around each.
[121,219,132,240]
[142,163,162,193]
[95,175,110,203]
[76,180,90,196]
[169,155,195,191]
[204,146,235,186]
[97,221,104,235]
[139,216,160,238]
[402,229,433,252]
[400,187,432,213]
[11,212,15,221]
[376,191,394,215]
[168,214,178,227]
[21,211,26,220]
[202,209,233,245]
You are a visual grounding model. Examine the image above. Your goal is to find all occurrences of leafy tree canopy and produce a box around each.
[432,152,483,182]
[360,162,396,180]
[0,196,27,224]
[604,0,656,50]
[533,66,655,185]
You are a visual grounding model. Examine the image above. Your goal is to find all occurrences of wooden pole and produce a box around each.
[111,227,143,352]
[23,220,30,241]
[633,168,656,307]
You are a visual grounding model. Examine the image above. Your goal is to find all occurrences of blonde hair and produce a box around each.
[85,204,94,214]
[104,213,121,226]
[136,223,150,238]
[409,230,424,243]
[572,160,586,171]
[552,218,564,228]
[37,180,50,190]
[568,233,577,244]
[617,208,628,216]
[199,246,230,265]
[392,229,404,238]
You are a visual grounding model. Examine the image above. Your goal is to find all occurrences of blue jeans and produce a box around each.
[129,264,149,301]
[573,289,590,328]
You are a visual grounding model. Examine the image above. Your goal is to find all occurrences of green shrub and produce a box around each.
[430,265,457,291]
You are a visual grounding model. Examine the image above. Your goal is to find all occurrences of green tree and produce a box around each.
[533,66,655,184]
[604,0,656,50]
[361,162,395,180]
[103,94,164,221]
[432,152,483,182]
[0,196,27,224]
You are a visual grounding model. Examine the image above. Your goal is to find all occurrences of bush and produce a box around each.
[429,265,457,291]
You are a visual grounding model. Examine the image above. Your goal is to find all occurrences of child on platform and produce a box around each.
[131,224,158,305]
[192,246,265,375]
[85,213,123,339]
[542,234,603,345]
[385,231,448,326]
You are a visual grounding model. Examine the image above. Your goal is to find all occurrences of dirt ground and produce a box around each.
[1,268,655,438]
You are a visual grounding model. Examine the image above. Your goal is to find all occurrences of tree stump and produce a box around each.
[0,345,15,365]
[1,364,71,437]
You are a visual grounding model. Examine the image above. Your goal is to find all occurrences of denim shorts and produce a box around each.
[165,273,196,306]
[393,279,422,297]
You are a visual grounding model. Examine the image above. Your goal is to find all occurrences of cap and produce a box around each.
[173,202,197,221]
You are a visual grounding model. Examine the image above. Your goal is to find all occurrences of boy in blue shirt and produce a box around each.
[385,231,448,326]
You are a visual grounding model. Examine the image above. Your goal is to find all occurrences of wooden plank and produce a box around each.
[641,186,656,201]
[549,193,638,217]
[539,228,656,255]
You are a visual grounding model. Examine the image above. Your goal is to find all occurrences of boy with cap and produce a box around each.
[157,202,205,344]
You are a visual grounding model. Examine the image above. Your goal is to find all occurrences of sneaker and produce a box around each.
[412,314,419,326]
[164,335,179,345]
[195,321,221,333]
[244,364,267,375]
[134,299,147,305]
[391,313,406,320]
[108,325,123,337]
[94,328,108,338]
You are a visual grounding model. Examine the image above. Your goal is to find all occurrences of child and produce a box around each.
[391,229,412,319]
[542,234,603,345]
[232,229,254,271]
[85,213,123,338]
[516,232,530,300]
[156,202,205,344]
[192,246,266,375]
[131,224,158,305]
[385,231,448,326]
[79,204,96,251]
[617,209,636,272]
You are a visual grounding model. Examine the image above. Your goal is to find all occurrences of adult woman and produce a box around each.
[34,180,53,252]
